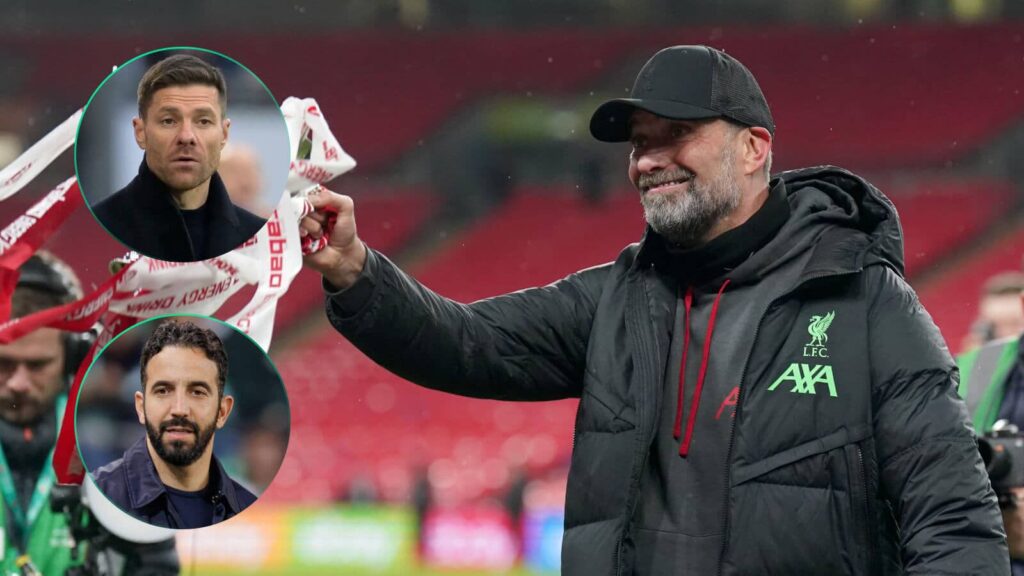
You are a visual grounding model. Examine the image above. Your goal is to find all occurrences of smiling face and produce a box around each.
[136,345,232,468]
[627,111,749,248]
[133,84,230,195]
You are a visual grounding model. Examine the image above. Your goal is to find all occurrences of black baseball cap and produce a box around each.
[590,45,775,142]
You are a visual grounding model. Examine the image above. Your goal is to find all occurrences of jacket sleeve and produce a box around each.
[324,247,606,401]
[868,265,1009,574]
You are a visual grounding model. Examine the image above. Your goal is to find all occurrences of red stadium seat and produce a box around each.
[918,226,1024,355]
[5,23,1024,171]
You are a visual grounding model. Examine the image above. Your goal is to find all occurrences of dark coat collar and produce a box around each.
[92,158,265,262]
[122,435,247,518]
[638,179,790,287]
[133,158,242,228]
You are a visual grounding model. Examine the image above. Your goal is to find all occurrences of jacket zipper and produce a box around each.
[716,270,859,576]
[715,299,771,576]
[173,205,198,261]
[615,268,662,576]
[615,337,656,575]
[856,444,877,575]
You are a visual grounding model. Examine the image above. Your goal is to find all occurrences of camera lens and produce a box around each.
[979,438,1012,483]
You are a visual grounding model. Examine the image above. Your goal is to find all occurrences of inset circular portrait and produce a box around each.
[76,46,290,262]
[75,315,290,530]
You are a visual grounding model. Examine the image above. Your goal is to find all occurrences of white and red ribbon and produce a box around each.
[0,110,81,202]
[0,178,82,322]
[0,109,84,322]
[281,97,356,255]
[282,97,356,192]
[0,97,356,484]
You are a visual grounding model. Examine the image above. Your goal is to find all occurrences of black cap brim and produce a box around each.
[589,98,721,142]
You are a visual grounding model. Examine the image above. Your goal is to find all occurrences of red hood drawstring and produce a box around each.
[672,278,731,457]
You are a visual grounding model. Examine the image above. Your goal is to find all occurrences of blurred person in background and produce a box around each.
[75,332,146,467]
[410,466,432,560]
[219,143,274,218]
[341,472,378,504]
[959,268,1024,574]
[239,425,287,492]
[0,252,178,574]
[963,271,1024,351]
[93,320,256,529]
[303,45,1006,574]
[503,468,528,559]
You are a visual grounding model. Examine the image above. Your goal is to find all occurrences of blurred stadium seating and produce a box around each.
[3,23,1024,170]
[1,8,1022,574]
[892,178,1017,277]
[920,226,1024,356]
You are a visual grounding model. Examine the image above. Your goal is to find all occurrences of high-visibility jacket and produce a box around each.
[958,336,1021,433]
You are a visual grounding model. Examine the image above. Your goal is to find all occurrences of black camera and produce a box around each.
[49,485,179,575]
[978,420,1024,506]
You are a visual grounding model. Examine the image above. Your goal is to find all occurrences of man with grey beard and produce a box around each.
[303,45,1007,574]
[636,126,744,248]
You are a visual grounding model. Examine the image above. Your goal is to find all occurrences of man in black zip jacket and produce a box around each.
[302,45,1008,574]
[91,54,265,262]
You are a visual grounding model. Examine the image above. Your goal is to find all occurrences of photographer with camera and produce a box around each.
[960,269,1024,574]
[0,252,178,575]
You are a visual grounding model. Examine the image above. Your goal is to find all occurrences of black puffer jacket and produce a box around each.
[327,166,1008,575]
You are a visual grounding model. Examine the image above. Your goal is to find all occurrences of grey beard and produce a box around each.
[641,161,742,248]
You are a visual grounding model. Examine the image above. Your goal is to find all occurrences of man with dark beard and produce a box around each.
[0,252,180,574]
[93,320,256,529]
[302,45,1007,573]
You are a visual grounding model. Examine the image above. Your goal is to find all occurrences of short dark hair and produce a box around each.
[137,54,227,119]
[140,320,228,395]
[13,251,81,319]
